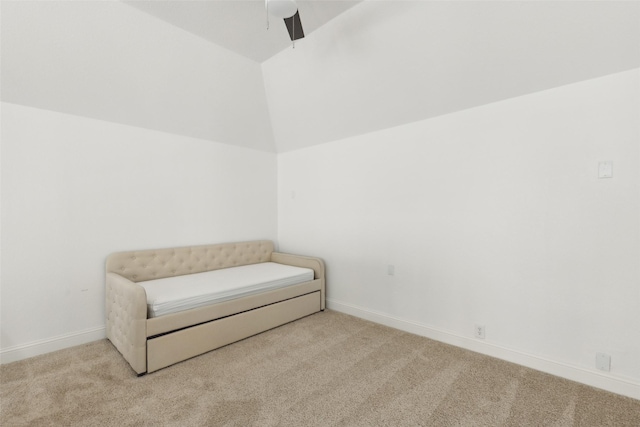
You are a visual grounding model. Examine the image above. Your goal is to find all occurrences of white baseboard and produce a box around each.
[327,298,640,400]
[0,326,106,364]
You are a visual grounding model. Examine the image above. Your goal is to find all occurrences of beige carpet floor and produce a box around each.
[1,310,639,426]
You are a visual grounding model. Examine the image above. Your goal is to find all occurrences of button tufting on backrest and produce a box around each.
[106,241,274,282]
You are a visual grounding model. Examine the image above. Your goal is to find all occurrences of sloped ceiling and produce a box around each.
[1,1,277,152]
[2,1,639,153]
[263,1,640,152]
[124,0,363,63]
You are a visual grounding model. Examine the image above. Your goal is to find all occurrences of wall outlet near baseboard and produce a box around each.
[598,161,613,178]
[596,353,611,371]
[474,324,485,339]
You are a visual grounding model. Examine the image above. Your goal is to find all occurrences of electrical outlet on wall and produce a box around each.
[598,161,613,178]
[474,324,485,339]
[596,353,611,371]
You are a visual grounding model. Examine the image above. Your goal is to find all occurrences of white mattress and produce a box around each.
[139,262,315,318]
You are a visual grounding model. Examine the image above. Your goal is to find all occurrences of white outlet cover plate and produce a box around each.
[596,352,611,371]
[598,161,613,178]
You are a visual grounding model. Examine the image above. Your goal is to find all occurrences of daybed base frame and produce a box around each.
[105,241,325,375]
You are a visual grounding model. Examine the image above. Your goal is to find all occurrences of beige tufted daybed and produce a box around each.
[106,240,325,375]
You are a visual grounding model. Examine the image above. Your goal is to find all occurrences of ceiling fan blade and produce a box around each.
[283,10,304,41]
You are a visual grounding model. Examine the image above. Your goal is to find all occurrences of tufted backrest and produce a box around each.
[106,240,274,282]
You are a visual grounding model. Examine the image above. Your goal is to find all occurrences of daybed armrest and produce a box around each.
[271,252,325,310]
[105,272,147,374]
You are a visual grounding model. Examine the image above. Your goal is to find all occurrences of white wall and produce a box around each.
[278,69,640,398]
[0,102,277,361]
